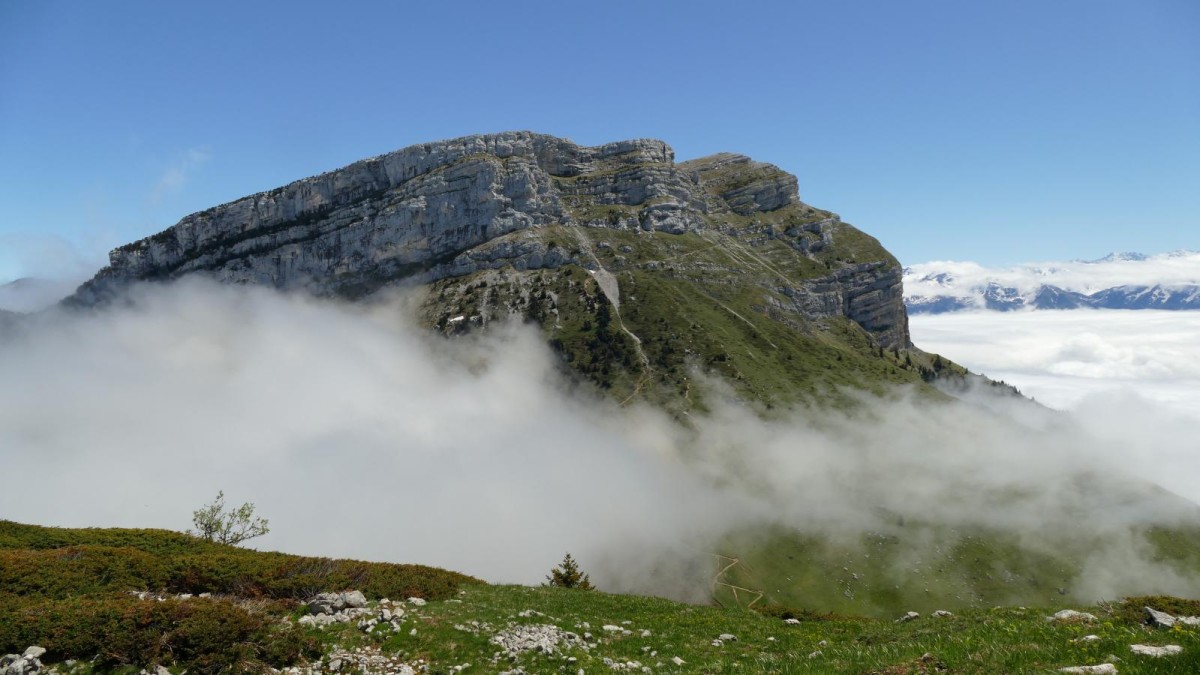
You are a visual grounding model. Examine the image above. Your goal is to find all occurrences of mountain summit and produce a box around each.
[71,132,939,407]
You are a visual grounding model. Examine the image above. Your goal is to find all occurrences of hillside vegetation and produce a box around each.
[2,522,1199,673]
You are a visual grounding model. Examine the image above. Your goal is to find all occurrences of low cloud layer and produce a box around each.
[2,281,1198,605]
[911,308,1200,506]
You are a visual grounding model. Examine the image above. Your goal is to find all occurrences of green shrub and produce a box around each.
[0,546,167,597]
[0,520,227,555]
[1107,595,1200,625]
[0,522,481,602]
[0,594,319,673]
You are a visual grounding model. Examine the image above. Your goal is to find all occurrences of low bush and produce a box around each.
[0,546,167,597]
[1107,595,1200,625]
[0,521,482,602]
[0,594,320,673]
[0,520,224,555]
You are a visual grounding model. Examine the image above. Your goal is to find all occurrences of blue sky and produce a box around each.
[1,0,1196,282]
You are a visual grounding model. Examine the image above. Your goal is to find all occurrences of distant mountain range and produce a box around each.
[904,251,1200,313]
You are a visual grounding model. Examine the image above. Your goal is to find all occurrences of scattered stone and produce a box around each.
[784,618,801,625]
[718,633,737,642]
[1071,635,1102,643]
[282,645,417,675]
[896,611,920,622]
[307,591,370,615]
[671,656,686,666]
[602,625,622,632]
[807,650,823,659]
[490,624,582,660]
[341,590,367,608]
[407,597,427,607]
[19,650,44,662]
[932,610,954,618]
[1048,610,1098,623]
[1130,644,1182,657]
[1059,665,1116,674]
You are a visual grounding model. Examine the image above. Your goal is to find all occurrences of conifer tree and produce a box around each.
[546,553,595,590]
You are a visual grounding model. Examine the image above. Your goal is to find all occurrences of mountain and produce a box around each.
[57,133,1200,617]
[0,277,80,313]
[905,250,1200,313]
[70,131,948,408]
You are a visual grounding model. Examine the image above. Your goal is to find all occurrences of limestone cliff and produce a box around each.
[72,132,926,406]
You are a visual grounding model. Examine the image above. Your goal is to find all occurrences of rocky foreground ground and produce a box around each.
[5,588,1198,674]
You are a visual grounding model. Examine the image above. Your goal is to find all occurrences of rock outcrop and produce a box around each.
[70,132,909,350]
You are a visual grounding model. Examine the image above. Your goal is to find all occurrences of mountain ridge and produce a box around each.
[67,131,937,408]
[905,251,1200,313]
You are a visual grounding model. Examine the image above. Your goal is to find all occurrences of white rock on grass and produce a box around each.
[932,610,954,618]
[1048,610,1098,623]
[896,611,920,622]
[341,591,367,608]
[1059,665,1117,674]
[1130,644,1182,657]
[1145,606,1176,627]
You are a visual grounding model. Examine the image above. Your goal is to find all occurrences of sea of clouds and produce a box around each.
[3,280,1198,604]
[910,308,1200,509]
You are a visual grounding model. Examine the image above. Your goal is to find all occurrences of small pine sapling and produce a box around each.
[546,552,595,590]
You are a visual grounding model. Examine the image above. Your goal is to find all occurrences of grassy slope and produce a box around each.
[3,522,1198,673]
[0,521,481,673]
[712,522,1198,618]
[371,584,1200,674]
[420,226,960,415]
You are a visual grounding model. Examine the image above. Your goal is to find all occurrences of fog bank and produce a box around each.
[2,281,1198,603]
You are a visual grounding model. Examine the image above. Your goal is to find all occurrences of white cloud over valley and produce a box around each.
[911,309,1200,505]
[2,282,1198,605]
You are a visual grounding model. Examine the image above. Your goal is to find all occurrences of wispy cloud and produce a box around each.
[149,148,211,205]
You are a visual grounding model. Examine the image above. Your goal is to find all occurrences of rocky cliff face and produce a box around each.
[74,132,907,347]
[72,131,921,406]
